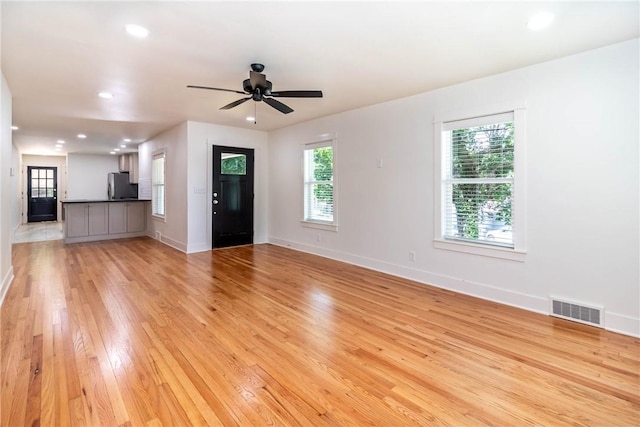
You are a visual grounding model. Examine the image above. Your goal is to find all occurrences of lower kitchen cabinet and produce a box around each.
[63,201,148,243]
[65,204,89,238]
[89,203,109,236]
[108,202,146,234]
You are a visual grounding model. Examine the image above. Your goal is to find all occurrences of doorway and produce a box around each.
[212,146,254,248]
[27,166,58,222]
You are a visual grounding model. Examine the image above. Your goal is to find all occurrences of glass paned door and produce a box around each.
[27,166,58,222]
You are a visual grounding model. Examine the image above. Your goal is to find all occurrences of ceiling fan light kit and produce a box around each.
[187,63,323,115]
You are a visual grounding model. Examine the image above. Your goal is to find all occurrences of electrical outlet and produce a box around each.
[409,251,416,262]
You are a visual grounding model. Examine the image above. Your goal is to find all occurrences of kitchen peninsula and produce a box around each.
[61,199,150,243]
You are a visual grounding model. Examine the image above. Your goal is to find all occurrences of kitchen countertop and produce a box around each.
[61,199,151,204]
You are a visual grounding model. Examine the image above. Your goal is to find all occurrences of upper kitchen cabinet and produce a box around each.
[119,153,139,183]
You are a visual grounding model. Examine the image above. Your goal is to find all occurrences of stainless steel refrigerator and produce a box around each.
[107,172,137,199]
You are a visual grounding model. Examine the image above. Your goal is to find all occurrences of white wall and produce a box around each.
[186,121,269,253]
[67,153,118,200]
[138,121,269,253]
[11,144,19,232]
[0,73,14,305]
[21,154,67,223]
[138,122,189,251]
[268,39,639,337]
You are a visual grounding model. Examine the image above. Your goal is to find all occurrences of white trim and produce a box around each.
[0,266,14,308]
[302,135,338,227]
[433,238,526,262]
[151,148,166,220]
[300,220,338,232]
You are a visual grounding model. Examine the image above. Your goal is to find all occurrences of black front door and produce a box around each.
[212,146,255,248]
[27,166,57,222]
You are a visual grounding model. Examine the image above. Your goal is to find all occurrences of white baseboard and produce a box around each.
[268,237,638,338]
[0,266,14,308]
[605,313,640,337]
[154,233,187,253]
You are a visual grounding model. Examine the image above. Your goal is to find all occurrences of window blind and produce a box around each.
[152,153,165,217]
[442,113,514,247]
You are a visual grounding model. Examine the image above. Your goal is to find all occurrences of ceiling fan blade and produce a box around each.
[187,85,246,95]
[220,97,251,110]
[269,90,323,98]
[249,71,267,89]
[263,97,294,114]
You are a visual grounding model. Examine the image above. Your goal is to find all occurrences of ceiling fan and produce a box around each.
[187,63,323,114]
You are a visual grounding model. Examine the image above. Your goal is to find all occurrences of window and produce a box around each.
[152,151,165,218]
[435,106,525,260]
[303,139,336,228]
[221,153,247,175]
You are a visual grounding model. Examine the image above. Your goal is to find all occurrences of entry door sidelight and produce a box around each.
[212,146,255,248]
[27,166,57,222]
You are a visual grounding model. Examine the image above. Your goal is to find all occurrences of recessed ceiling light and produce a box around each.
[121,144,127,148]
[123,138,131,142]
[98,91,113,99]
[11,125,19,131]
[110,151,116,155]
[114,148,121,152]
[77,134,87,139]
[57,139,65,144]
[246,116,256,122]
[125,24,150,38]
[55,144,63,148]
[527,12,554,31]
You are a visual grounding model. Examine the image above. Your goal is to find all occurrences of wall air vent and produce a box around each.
[550,297,603,328]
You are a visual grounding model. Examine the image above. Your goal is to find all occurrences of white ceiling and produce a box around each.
[3,1,638,156]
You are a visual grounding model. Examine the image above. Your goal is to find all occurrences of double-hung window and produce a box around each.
[152,150,166,218]
[435,106,525,260]
[303,139,336,229]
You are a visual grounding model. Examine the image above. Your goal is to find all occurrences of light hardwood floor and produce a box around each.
[2,238,639,426]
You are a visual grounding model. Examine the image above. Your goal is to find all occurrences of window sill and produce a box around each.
[433,238,526,262]
[301,220,338,232]
[152,214,166,223]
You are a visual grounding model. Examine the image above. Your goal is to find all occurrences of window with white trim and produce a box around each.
[152,151,166,218]
[435,107,526,259]
[303,140,336,226]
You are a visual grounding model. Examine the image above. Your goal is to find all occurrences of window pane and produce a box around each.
[32,169,39,179]
[443,117,514,247]
[46,169,53,178]
[152,154,166,217]
[46,179,54,189]
[444,183,512,244]
[304,144,334,223]
[221,153,246,175]
[47,189,54,197]
[31,179,38,190]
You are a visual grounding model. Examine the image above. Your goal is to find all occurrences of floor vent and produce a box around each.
[550,297,604,328]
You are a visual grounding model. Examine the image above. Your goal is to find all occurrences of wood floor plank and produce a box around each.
[3,238,640,426]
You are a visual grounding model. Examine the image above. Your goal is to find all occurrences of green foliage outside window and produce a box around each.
[313,147,333,205]
[451,122,513,239]
[221,154,247,175]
